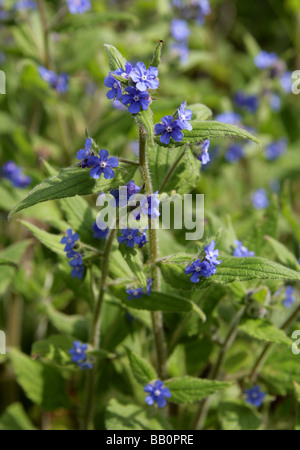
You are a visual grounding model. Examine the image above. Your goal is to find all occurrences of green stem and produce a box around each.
[249,304,300,383]
[139,127,167,380]
[193,306,246,430]
[159,147,186,193]
[118,158,140,167]
[81,229,116,430]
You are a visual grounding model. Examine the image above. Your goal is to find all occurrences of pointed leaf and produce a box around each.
[239,318,292,346]
[126,348,157,385]
[164,377,231,403]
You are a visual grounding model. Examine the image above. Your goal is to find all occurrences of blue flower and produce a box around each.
[185,260,214,283]
[280,71,292,93]
[110,180,141,207]
[88,149,119,180]
[38,66,69,93]
[55,73,69,94]
[215,111,241,125]
[233,240,255,257]
[195,0,211,24]
[118,228,142,248]
[245,386,266,407]
[92,222,109,240]
[71,265,84,279]
[13,0,37,10]
[264,138,287,161]
[139,229,148,248]
[2,161,31,188]
[252,189,269,210]
[171,19,190,41]
[254,51,278,70]
[130,62,159,91]
[67,0,91,14]
[198,139,210,165]
[178,102,193,131]
[204,240,222,267]
[38,66,57,87]
[76,137,93,167]
[269,93,281,112]
[147,278,153,295]
[60,228,79,252]
[139,192,160,219]
[112,62,133,80]
[104,74,122,100]
[170,41,190,64]
[121,86,150,114]
[283,285,296,308]
[67,250,83,266]
[144,380,171,408]
[225,144,244,163]
[126,287,145,300]
[69,341,92,370]
[154,116,184,145]
[234,92,258,113]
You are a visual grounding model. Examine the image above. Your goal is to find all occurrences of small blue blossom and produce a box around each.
[121,86,150,114]
[245,386,266,408]
[88,149,119,180]
[67,250,83,266]
[234,92,258,113]
[264,138,287,161]
[130,62,159,91]
[104,74,122,100]
[147,278,153,295]
[76,137,93,167]
[233,240,255,258]
[110,180,141,207]
[144,380,171,408]
[138,229,148,248]
[154,116,184,145]
[215,111,241,125]
[280,71,292,93]
[139,192,160,219]
[55,73,69,94]
[171,19,190,41]
[118,228,142,248]
[225,144,244,163]
[71,265,84,279]
[204,240,222,267]
[254,51,278,70]
[69,341,92,370]
[38,66,57,87]
[170,41,190,64]
[111,99,127,111]
[2,161,31,188]
[13,0,37,10]
[178,102,193,131]
[60,228,79,252]
[112,62,133,80]
[195,0,211,24]
[67,0,91,14]
[38,66,69,93]
[252,189,269,210]
[92,222,109,240]
[126,287,145,300]
[283,285,296,308]
[185,260,214,283]
[198,139,210,165]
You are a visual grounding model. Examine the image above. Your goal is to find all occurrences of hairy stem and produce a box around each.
[81,229,116,430]
[250,304,300,382]
[139,127,167,380]
[193,306,246,430]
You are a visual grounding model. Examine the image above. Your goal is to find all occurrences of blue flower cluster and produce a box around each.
[39,66,69,94]
[104,61,159,114]
[245,386,266,408]
[60,229,84,279]
[233,240,255,258]
[110,180,141,207]
[155,102,193,145]
[234,91,259,114]
[69,341,93,370]
[283,285,296,308]
[254,51,292,93]
[67,0,91,14]
[76,139,119,180]
[92,222,109,240]
[144,380,171,408]
[185,240,222,283]
[264,138,287,161]
[1,161,31,188]
[118,228,148,249]
[252,188,269,210]
[127,278,153,300]
[225,144,244,163]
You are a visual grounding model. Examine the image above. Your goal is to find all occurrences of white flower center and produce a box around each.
[67,238,72,244]
[181,114,186,120]
[134,95,139,102]
[121,72,127,78]
[154,389,161,396]
[113,82,118,89]
[100,162,107,168]
[241,246,247,253]
[142,75,147,81]
[127,234,133,240]
[166,126,172,133]
[195,266,201,272]
[85,150,90,157]
[76,348,81,353]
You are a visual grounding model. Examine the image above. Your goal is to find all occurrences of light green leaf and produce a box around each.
[0,258,18,269]
[44,304,89,341]
[239,318,292,346]
[126,348,157,385]
[9,164,137,217]
[219,401,261,430]
[134,108,154,144]
[31,335,75,366]
[189,103,213,121]
[119,245,147,289]
[9,349,71,411]
[150,40,164,67]
[0,240,31,295]
[164,377,231,403]
[104,44,127,71]
[21,221,65,256]
[0,403,37,431]
[264,235,300,271]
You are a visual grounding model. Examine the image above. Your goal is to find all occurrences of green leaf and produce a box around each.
[9,164,137,217]
[119,245,147,289]
[134,108,154,144]
[158,255,300,291]
[21,221,65,256]
[115,287,205,319]
[104,44,127,71]
[239,318,292,346]
[126,348,157,385]
[31,335,75,366]
[53,11,138,32]
[44,304,89,341]
[0,258,18,269]
[0,403,37,430]
[164,377,231,403]
[282,181,300,241]
[219,401,261,430]
[9,349,71,411]
[148,145,200,194]
[189,103,213,121]
[264,235,300,271]
[0,240,31,295]
[150,40,164,67]
[155,121,260,147]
